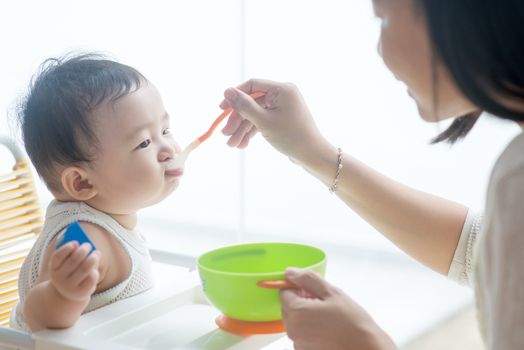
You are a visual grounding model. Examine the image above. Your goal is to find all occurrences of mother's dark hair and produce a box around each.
[416,0,524,143]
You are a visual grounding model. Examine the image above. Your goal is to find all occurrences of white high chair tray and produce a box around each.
[32,262,292,350]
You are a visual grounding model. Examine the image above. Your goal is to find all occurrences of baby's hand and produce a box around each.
[48,242,101,302]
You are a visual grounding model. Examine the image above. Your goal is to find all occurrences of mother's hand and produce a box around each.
[280,269,396,350]
[220,79,331,166]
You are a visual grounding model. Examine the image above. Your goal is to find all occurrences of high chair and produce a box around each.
[0,135,43,349]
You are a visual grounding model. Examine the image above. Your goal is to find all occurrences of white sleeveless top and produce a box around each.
[11,200,154,331]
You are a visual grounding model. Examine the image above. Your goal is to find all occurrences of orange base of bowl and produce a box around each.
[215,315,286,336]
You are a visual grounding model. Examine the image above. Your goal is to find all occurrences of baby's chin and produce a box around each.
[134,179,181,210]
[164,182,180,199]
[153,180,180,204]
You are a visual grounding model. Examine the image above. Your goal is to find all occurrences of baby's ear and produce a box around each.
[60,166,97,201]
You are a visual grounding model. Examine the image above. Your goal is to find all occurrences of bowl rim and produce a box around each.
[197,242,327,277]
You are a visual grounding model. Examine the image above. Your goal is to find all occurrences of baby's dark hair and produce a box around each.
[17,53,147,191]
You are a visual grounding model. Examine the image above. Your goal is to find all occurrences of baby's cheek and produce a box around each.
[139,167,162,186]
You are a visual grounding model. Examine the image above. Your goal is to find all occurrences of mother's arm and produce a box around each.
[303,143,468,275]
[222,79,468,275]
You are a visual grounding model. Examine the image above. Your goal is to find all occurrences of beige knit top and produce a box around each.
[10,200,154,332]
[448,131,524,349]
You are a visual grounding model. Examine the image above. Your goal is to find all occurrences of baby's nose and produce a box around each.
[159,146,174,162]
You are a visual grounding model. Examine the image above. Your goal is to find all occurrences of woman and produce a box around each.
[219,0,524,349]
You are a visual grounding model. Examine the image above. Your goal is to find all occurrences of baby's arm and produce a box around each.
[23,222,130,332]
[24,241,100,331]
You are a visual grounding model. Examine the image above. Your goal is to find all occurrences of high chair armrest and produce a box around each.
[149,248,196,270]
[0,327,34,350]
[0,135,25,162]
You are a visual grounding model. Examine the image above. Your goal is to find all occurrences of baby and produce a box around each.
[11,53,183,332]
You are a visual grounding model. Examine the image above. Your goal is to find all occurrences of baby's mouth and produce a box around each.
[165,167,184,177]
[166,154,187,171]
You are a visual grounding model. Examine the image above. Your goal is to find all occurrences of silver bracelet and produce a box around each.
[329,147,343,194]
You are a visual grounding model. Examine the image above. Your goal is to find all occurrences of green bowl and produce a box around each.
[197,242,326,322]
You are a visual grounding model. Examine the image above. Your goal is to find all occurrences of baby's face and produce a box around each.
[86,82,182,215]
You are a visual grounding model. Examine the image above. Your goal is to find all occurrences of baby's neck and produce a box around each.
[53,192,138,230]
[109,212,138,231]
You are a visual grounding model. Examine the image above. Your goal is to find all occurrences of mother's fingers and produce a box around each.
[221,111,243,136]
[280,288,304,310]
[237,78,282,94]
[220,78,281,109]
[222,92,267,137]
[226,119,254,147]
[237,127,258,149]
[285,269,332,300]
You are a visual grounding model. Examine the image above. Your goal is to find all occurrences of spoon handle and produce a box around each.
[195,91,266,144]
[196,108,233,143]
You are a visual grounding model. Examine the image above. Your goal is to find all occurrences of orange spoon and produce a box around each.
[168,91,265,169]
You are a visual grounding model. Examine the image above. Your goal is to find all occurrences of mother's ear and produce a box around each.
[60,166,97,201]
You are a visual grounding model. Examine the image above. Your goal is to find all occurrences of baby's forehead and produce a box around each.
[83,99,132,145]
[87,85,167,139]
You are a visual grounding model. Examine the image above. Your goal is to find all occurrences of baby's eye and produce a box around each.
[162,128,171,135]
[137,139,151,149]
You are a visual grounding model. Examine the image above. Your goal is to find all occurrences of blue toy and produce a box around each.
[55,221,96,252]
